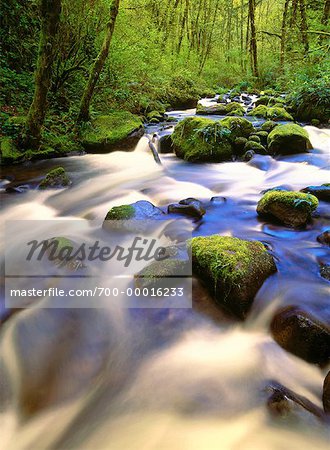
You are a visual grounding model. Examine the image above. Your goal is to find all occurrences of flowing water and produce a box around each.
[0,104,330,449]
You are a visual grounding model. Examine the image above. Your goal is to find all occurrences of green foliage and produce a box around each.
[288,78,330,122]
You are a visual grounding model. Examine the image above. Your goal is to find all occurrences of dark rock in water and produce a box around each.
[323,371,330,413]
[231,96,241,103]
[159,135,174,154]
[168,198,206,219]
[247,154,272,171]
[266,381,327,421]
[243,150,255,161]
[103,200,165,232]
[135,258,190,289]
[241,94,251,102]
[267,124,312,156]
[300,185,330,202]
[38,167,71,189]
[5,183,31,193]
[320,264,330,281]
[257,190,319,228]
[317,230,330,246]
[188,235,277,320]
[210,196,226,203]
[270,306,330,365]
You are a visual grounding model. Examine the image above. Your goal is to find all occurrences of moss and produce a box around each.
[255,96,270,106]
[266,107,293,121]
[249,135,261,143]
[268,123,311,155]
[261,121,278,132]
[258,191,318,212]
[172,117,233,163]
[39,167,71,189]
[147,110,164,122]
[219,117,255,139]
[225,102,245,114]
[226,108,244,117]
[268,97,286,106]
[0,137,22,164]
[233,137,248,155]
[248,105,268,117]
[105,204,135,220]
[196,103,227,115]
[311,119,320,127]
[244,141,267,154]
[80,111,143,152]
[8,115,27,126]
[229,91,240,99]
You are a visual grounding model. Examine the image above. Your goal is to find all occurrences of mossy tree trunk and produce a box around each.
[76,0,120,124]
[280,0,290,72]
[23,0,61,149]
[248,0,258,77]
[298,0,309,54]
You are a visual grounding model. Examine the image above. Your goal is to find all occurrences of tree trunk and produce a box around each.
[280,0,290,71]
[23,0,61,148]
[76,0,120,124]
[298,0,309,54]
[249,0,259,77]
[321,0,330,25]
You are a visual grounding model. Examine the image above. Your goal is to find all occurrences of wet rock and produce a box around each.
[103,200,165,232]
[168,198,206,219]
[241,94,251,102]
[224,102,245,116]
[317,230,330,246]
[5,183,31,193]
[243,150,255,161]
[135,258,190,289]
[266,381,327,421]
[188,235,276,320]
[38,167,71,189]
[248,135,261,143]
[196,103,227,115]
[247,105,268,118]
[159,135,174,153]
[320,264,330,281]
[255,130,269,146]
[267,107,293,121]
[233,137,248,155]
[172,117,233,163]
[267,123,312,155]
[323,371,330,413]
[244,141,267,155]
[219,116,255,138]
[147,110,164,123]
[257,190,318,227]
[261,121,278,132]
[300,185,330,202]
[255,96,270,106]
[270,306,330,365]
[231,96,241,103]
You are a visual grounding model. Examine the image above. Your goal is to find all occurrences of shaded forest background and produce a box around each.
[0,0,329,157]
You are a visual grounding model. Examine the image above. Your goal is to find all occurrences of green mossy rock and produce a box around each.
[80,112,143,153]
[225,102,245,114]
[219,117,255,139]
[188,235,277,319]
[267,123,312,155]
[39,167,71,189]
[266,107,293,121]
[233,137,248,155]
[146,110,164,123]
[226,108,244,117]
[196,103,227,115]
[311,119,320,127]
[244,140,267,154]
[0,137,22,165]
[255,96,270,106]
[249,135,261,143]
[268,97,286,107]
[248,105,268,118]
[172,117,233,163]
[255,131,269,145]
[261,121,278,132]
[257,190,318,227]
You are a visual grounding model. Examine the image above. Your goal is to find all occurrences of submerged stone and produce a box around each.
[267,124,312,155]
[38,167,71,189]
[172,117,233,163]
[317,230,330,246]
[135,259,189,289]
[257,190,318,227]
[187,235,276,319]
[271,306,330,365]
[168,198,206,218]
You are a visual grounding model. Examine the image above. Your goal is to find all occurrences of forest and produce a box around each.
[0,1,330,450]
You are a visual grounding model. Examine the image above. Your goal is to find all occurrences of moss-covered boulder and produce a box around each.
[38,167,71,189]
[268,97,286,107]
[257,190,318,227]
[80,112,143,153]
[267,123,312,155]
[219,116,255,139]
[187,235,277,319]
[226,109,244,117]
[0,138,22,165]
[172,117,233,163]
[261,121,278,132]
[196,103,227,115]
[323,372,330,413]
[233,137,248,155]
[255,131,269,145]
[255,96,270,106]
[300,185,330,202]
[225,102,245,115]
[271,306,330,365]
[146,110,164,123]
[103,200,165,232]
[244,141,267,154]
[266,107,294,121]
[248,105,268,117]
[249,135,261,143]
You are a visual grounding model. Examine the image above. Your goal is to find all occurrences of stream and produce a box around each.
[0,102,330,449]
